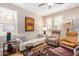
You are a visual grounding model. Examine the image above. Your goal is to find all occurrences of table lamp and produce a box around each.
[42,27,47,35]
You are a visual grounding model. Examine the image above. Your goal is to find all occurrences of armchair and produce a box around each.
[60,32,77,48]
[45,30,60,47]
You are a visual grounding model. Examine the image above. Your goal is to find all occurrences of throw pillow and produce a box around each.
[19,36,27,42]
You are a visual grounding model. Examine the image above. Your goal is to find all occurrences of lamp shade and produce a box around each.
[42,27,47,35]
[42,27,47,31]
[53,25,60,30]
[3,24,15,32]
[48,3,54,5]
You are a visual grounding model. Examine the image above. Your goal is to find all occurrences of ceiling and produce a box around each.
[13,3,79,16]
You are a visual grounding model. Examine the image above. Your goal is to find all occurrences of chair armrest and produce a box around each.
[59,37,66,44]
[60,37,66,41]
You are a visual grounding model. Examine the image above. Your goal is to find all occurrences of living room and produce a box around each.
[0,3,79,56]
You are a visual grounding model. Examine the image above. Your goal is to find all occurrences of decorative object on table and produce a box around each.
[6,32,11,41]
[25,17,34,31]
[42,27,47,35]
[64,20,73,32]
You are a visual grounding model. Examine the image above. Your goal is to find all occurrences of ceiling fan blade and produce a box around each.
[55,3,64,4]
[39,3,45,7]
[49,6,51,9]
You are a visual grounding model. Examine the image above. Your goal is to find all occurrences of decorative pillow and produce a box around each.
[38,34,44,38]
[19,36,27,42]
[52,34,59,38]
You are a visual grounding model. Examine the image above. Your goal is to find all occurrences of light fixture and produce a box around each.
[42,27,47,31]
[48,3,54,6]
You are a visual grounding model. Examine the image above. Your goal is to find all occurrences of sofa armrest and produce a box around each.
[16,38,22,44]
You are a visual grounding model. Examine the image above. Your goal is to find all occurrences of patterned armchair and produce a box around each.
[45,30,60,47]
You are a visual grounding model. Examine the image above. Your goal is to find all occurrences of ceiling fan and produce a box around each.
[38,3,64,9]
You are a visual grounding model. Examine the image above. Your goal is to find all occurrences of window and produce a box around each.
[0,7,17,35]
[54,15,63,30]
[45,17,53,29]
[54,15,63,26]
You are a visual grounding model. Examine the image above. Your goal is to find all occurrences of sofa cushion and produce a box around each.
[52,34,59,38]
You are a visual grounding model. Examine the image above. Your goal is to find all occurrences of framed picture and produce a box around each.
[64,20,73,30]
[25,17,34,31]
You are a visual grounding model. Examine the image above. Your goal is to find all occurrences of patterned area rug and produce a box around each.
[23,43,55,56]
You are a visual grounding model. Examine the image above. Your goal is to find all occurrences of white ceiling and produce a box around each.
[13,3,79,16]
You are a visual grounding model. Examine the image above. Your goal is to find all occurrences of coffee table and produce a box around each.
[25,43,33,50]
[23,43,33,56]
[23,43,49,56]
[31,43,49,56]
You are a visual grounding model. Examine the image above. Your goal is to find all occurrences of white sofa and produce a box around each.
[16,37,46,51]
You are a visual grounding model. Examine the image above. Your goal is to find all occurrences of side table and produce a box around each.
[3,41,17,56]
